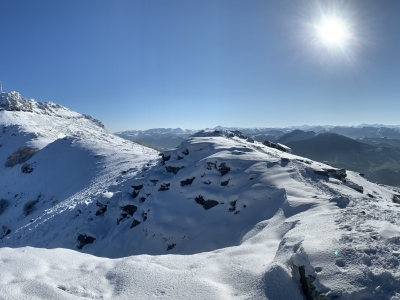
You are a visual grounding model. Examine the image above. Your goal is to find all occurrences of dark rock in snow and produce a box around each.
[149,179,159,185]
[77,234,96,249]
[142,211,148,221]
[159,153,171,162]
[23,200,38,216]
[229,200,237,212]
[218,163,230,176]
[95,202,107,216]
[181,149,189,155]
[262,140,292,153]
[121,205,138,216]
[180,177,195,186]
[132,190,139,199]
[297,266,330,300]
[221,179,230,186]
[167,243,176,251]
[314,168,347,181]
[130,219,141,228]
[21,163,34,173]
[195,195,219,210]
[165,166,184,174]
[206,162,216,170]
[0,225,11,239]
[131,184,143,191]
[159,183,170,191]
[0,199,10,215]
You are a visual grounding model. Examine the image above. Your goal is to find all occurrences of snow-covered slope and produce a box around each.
[2,125,400,299]
[2,93,400,299]
[0,90,159,246]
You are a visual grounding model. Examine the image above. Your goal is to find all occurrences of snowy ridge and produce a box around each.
[2,126,400,298]
[1,92,400,299]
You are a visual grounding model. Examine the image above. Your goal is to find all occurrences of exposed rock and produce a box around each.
[131,184,143,191]
[314,168,347,181]
[392,195,400,204]
[142,211,148,221]
[221,179,230,186]
[5,146,39,167]
[0,225,11,239]
[206,162,216,170]
[21,163,34,173]
[95,202,107,216]
[263,140,292,153]
[139,197,147,203]
[77,234,96,249]
[132,190,139,199]
[229,200,237,212]
[121,205,138,216]
[344,180,363,193]
[167,243,176,251]
[0,199,10,215]
[281,157,290,162]
[203,180,211,185]
[165,166,184,174]
[297,266,332,300]
[181,149,189,155]
[195,195,219,210]
[118,205,138,223]
[180,177,195,186]
[23,200,39,216]
[130,219,141,228]
[159,153,171,162]
[218,163,230,176]
[177,155,184,160]
[247,137,254,143]
[159,183,170,191]
[149,179,159,185]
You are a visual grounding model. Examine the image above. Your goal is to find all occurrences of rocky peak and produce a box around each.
[0,91,104,129]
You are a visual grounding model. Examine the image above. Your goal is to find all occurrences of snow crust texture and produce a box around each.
[1,95,400,299]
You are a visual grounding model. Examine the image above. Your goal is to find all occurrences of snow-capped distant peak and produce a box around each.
[0,91,104,128]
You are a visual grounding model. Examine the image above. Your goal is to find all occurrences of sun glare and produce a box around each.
[315,17,351,47]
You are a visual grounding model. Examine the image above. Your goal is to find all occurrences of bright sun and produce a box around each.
[315,17,351,47]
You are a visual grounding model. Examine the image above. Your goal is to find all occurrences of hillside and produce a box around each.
[2,94,400,299]
[277,131,400,187]
[2,124,400,298]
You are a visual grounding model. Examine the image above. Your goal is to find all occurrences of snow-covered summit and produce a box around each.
[0,91,103,128]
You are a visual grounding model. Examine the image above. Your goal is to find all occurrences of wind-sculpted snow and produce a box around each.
[2,110,400,299]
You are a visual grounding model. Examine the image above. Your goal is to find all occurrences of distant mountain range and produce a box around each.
[116,125,400,187]
[116,124,400,150]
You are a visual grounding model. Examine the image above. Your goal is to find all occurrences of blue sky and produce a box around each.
[0,0,399,132]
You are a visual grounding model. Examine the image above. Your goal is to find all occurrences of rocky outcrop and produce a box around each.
[21,163,34,173]
[218,163,230,176]
[165,166,184,174]
[77,234,96,249]
[195,195,219,210]
[263,140,292,153]
[180,177,195,186]
[0,225,11,239]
